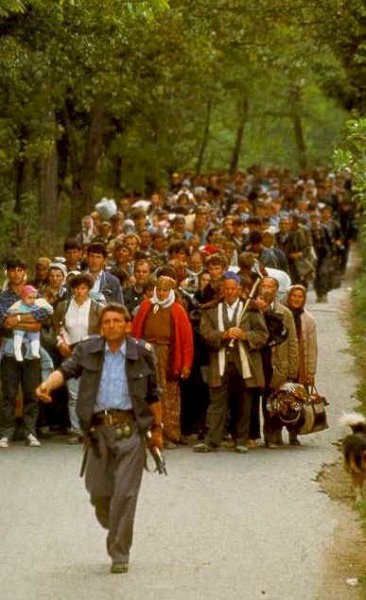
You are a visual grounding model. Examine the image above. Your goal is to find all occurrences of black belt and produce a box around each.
[91,409,134,427]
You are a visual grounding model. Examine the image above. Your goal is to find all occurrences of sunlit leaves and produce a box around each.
[0,0,24,17]
[334,118,366,203]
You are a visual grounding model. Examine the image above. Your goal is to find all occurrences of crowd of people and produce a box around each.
[0,166,357,451]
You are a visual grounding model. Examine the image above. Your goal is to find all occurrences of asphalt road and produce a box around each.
[0,280,358,600]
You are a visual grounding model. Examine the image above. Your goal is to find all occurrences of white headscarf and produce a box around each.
[150,276,176,311]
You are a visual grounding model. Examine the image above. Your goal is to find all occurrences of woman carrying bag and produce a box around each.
[285,284,318,444]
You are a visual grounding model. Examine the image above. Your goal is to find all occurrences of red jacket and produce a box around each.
[131,300,194,377]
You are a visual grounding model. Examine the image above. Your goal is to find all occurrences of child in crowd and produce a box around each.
[7,285,53,362]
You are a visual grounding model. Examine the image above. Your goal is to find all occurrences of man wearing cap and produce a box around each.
[29,257,52,291]
[0,258,51,449]
[92,221,114,246]
[193,271,268,454]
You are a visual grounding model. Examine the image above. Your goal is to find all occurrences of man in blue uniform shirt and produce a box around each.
[37,303,162,574]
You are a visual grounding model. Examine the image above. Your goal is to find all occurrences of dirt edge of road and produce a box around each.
[315,459,366,599]
[316,250,366,598]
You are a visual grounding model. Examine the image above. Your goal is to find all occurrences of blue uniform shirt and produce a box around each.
[94,341,132,411]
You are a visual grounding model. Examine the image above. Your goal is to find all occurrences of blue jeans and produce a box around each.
[67,377,82,433]
[0,356,41,438]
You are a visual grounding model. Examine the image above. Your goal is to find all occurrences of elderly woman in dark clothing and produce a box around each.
[42,263,68,308]
[285,284,318,445]
[248,276,298,448]
[286,285,317,387]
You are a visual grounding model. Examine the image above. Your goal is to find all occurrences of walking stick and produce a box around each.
[228,266,263,346]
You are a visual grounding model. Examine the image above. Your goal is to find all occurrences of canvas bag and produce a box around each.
[298,386,329,435]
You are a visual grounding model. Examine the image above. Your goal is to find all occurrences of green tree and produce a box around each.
[0,0,358,246]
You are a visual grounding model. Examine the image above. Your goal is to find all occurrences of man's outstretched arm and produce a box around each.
[36,370,65,403]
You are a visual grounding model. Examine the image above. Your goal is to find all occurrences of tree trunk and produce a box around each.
[14,123,29,215]
[289,85,307,171]
[106,116,125,194]
[38,145,60,232]
[55,109,69,198]
[65,99,107,235]
[229,96,249,176]
[114,155,123,192]
[195,99,212,176]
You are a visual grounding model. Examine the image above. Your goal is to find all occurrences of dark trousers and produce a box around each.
[262,387,280,442]
[180,369,210,437]
[0,356,41,439]
[249,388,286,442]
[249,388,261,440]
[314,256,333,298]
[206,362,252,446]
[86,427,145,564]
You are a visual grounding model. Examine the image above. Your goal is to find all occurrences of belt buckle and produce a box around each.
[104,410,114,426]
[115,422,133,440]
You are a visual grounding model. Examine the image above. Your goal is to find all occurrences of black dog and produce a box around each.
[341,412,366,502]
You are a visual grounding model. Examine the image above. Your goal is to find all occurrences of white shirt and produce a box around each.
[64,297,91,345]
[225,298,240,322]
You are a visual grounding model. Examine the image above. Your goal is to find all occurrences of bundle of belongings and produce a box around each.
[266,382,329,434]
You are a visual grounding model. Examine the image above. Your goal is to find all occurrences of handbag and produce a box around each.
[266,383,308,426]
[298,386,329,435]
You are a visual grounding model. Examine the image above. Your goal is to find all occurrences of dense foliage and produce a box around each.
[334,117,366,408]
[0,0,365,244]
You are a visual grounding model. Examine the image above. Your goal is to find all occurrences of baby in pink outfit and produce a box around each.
[7,285,53,361]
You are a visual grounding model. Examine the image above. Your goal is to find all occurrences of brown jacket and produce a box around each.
[53,298,103,339]
[199,304,268,388]
[268,300,299,389]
